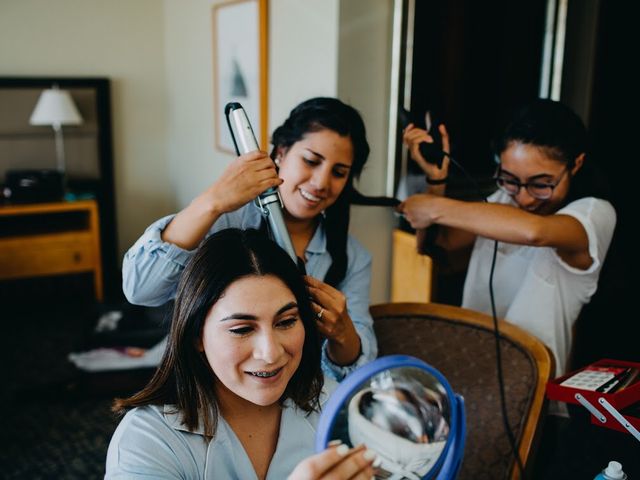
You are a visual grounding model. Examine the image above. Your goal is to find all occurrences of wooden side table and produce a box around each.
[0,199,103,301]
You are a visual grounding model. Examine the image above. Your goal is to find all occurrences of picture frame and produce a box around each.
[212,0,268,153]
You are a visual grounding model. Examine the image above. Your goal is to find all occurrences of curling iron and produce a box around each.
[224,102,298,263]
[397,107,445,169]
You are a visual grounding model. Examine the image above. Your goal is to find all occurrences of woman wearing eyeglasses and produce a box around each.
[398,99,616,381]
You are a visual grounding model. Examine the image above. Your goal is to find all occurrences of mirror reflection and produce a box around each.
[328,366,451,479]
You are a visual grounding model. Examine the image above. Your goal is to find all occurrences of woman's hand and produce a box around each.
[161,151,281,250]
[402,123,451,180]
[398,193,440,229]
[304,276,361,366]
[206,150,283,215]
[288,444,376,480]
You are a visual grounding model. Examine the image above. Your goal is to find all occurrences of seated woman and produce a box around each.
[106,229,376,479]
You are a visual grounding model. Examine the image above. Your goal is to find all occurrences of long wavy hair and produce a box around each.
[270,97,395,287]
[113,228,323,436]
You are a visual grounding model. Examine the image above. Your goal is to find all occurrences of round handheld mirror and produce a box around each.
[316,355,466,479]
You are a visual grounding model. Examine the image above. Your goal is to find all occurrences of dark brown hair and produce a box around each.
[270,97,370,287]
[494,98,608,203]
[113,228,324,436]
[270,97,397,288]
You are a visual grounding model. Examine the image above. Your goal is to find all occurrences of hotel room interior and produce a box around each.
[1,0,636,478]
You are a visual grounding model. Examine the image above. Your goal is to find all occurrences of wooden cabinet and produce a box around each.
[0,200,103,301]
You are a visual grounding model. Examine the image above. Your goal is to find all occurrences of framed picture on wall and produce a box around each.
[212,0,268,154]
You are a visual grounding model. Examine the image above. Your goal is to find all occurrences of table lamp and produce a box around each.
[29,85,83,179]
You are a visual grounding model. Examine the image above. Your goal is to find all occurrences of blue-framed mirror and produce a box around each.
[316,355,466,479]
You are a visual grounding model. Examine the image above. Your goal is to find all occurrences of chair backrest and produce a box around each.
[370,302,552,480]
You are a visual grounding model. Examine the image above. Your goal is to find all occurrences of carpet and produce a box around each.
[1,284,165,479]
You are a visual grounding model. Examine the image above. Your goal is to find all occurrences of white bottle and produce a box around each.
[594,461,627,480]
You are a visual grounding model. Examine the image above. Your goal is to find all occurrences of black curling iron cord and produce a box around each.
[489,239,525,478]
[419,145,524,478]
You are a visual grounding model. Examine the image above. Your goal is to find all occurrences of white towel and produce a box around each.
[68,337,167,372]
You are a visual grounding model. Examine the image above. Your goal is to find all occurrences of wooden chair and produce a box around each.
[370,302,553,480]
[391,229,433,302]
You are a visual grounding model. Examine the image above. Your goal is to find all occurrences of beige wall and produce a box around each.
[163,0,341,208]
[163,0,222,209]
[0,0,394,302]
[338,0,394,303]
[269,0,340,127]
[0,0,172,256]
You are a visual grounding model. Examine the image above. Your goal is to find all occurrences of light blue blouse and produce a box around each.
[105,381,336,479]
[122,203,377,380]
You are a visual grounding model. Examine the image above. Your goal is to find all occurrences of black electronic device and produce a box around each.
[398,107,445,169]
[3,169,64,202]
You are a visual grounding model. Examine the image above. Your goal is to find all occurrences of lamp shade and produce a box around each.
[29,88,83,127]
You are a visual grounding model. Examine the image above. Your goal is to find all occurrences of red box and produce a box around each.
[616,401,640,434]
[546,358,640,434]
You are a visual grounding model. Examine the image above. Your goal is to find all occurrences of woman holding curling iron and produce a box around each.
[123,97,385,379]
[399,99,616,379]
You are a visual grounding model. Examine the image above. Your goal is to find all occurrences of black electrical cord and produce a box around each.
[439,150,525,478]
[488,239,525,477]
[401,108,525,474]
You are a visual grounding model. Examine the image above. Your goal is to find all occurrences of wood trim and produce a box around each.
[391,229,433,302]
[87,199,103,301]
[0,199,97,216]
[258,0,268,150]
[211,1,232,155]
[370,302,553,479]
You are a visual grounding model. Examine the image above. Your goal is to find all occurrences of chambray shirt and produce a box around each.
[122,203,377,380]
[105,380,336,479]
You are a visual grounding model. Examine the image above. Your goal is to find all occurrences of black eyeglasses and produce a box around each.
[494,168,568,200]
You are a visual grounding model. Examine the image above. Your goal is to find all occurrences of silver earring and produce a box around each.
[274,158,281,166]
